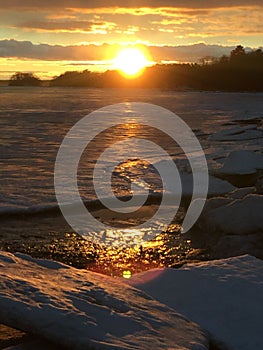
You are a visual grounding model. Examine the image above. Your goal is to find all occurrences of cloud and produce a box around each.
[14,20,116,33]
[150,43,237,61]
[0,39,239,63]
[1,0,263,9]
[1,3,262,48]
[0,40,102,60]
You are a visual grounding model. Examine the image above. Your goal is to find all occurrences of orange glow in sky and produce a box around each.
[0,3,262,79]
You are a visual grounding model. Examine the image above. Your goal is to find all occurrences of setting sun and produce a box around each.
[113,48,150,77]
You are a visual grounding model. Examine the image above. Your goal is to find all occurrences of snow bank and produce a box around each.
[128,255,263,350]
[0,252,208,350]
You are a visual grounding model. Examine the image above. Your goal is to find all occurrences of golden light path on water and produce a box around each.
[85,224,194,277]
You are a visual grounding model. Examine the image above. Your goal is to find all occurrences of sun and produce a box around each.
[113,48,150,77]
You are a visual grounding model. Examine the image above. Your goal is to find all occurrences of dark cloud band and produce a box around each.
[0,39,237,63]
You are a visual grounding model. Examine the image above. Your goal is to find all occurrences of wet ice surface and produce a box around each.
[1,89,263,350]
[1,87,263,211]
[1,87,263,273]
[1,88,263,259]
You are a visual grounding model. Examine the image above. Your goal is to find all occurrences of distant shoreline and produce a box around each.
[3,47,263,92]
[0,80,51,87]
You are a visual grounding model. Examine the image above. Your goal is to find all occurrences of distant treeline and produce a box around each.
[9,46,263,91]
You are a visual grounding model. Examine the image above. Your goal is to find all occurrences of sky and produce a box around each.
[0,0,262,79]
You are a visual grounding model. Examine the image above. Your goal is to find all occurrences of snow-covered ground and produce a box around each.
[1,253,263,350]
[0,251,208,350]
[128,255,263,350]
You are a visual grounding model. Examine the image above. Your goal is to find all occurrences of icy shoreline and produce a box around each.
[1,252,262,350]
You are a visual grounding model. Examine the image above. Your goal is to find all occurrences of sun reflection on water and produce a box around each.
[2,223,196,279]
[122,270,132,279]
[87,223,193,278]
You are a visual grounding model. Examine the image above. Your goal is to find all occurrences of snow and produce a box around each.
[0,251,208,350]
[128,255,263,350]
[199,194,263,235]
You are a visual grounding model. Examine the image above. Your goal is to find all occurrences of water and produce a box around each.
[1,87,263,213]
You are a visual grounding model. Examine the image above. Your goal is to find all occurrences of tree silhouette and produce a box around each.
[10,45,262,91]
[230,45,245,59]
[50,70,102,87]
[9,72,42,86]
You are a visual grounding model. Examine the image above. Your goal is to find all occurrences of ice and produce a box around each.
[217,150,263,175]
[228,187,254,199]
[3,340,59,350]
[179,172,236,197]
[198,194,263,235]
[154,160,236,197]
[209,125,263,141]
